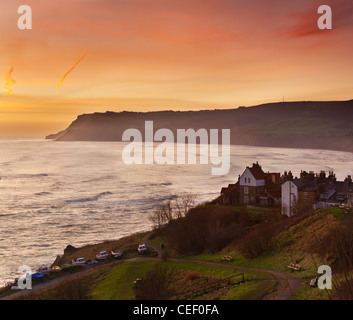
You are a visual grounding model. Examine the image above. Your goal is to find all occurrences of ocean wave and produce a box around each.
[34,191,52,196]
[81,175,115,183]
[58,224,75,229]
[7,173,49,179]
[65,191,113,204]
[0,214,14,218]
[161,182,173,186]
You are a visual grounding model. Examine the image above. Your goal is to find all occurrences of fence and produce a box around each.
[175,273,245,300]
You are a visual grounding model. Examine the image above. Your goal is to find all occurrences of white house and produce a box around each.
[237,162,281,207]
[239,167,265,187]
[281,180,298,217]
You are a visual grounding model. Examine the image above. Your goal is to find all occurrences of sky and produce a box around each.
[0,0,353,137]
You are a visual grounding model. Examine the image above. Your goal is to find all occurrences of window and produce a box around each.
[244,196,249,204]
[244,187,249,194]
[304,192,308,200]
[248,178,251,184]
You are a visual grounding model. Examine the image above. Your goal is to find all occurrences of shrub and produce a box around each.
[17,274,93,300]
[183,271,200,282]
[161,205,263,255]
[135,263,173,300]
[237,223,277,259]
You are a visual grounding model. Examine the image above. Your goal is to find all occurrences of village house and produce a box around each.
[221,162,281,208]
[221,163,353,216]
[220,183,239,206]
[281,171,353,217]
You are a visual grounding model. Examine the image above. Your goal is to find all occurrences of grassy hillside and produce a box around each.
[90,260,275,300]
[12,206,353,300]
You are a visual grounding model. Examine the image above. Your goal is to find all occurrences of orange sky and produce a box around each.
[0,0,353,137]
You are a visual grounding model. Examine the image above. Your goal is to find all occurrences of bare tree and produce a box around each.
[149,206,166,230]
[149,200,175,230]
[149,193,196,230]
[161,200,174,223]
[174,193,196,219]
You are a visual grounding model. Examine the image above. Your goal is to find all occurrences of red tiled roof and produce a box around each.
[221,183,239,194]
[221,187,228,193]
[249,167,265,180]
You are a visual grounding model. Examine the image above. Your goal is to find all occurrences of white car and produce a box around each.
[37,265,50,274]
[138,244,148,254]
[111,249,123,259]
[11,286,20,291]
[72,257,86,266]
[96,251,109,260]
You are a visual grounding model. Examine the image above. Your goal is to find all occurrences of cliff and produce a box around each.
[46,100,353,152]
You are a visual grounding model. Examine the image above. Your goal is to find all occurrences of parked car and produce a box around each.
[50,266,61,273]
[11,286,20,291]
[111,249,123,259]
[37,265,50,274]
[31,273,45,281]
[138,244,148,254]
[61,264,73,272]
[96,251,109,260]
[72,257,86,266]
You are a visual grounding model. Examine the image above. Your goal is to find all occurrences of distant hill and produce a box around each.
[46,100,353,152]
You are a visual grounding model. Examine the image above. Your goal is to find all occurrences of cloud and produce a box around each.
[282,0,353,39]
[2,64,16,95]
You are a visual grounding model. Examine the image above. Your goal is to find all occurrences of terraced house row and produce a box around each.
[220,162,353,217]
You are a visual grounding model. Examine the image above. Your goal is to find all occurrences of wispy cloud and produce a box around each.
[282,0,353,39]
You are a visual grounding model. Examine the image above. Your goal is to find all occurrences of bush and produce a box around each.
[18,274,93,300]
[312,214,353,273]
[135,263,173,300]
[183,271,200,282]
[161,206,263,255]
[237,223,277,259]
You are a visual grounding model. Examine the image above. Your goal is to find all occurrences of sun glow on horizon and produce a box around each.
[0,0,352,137]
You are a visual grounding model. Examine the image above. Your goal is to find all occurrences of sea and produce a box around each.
[0,140,352,287]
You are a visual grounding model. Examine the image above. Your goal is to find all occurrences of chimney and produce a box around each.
[309,171,315,180]
[301,171,308,187]
[253,161,262,170]
[287,171,293,182]
[328,171,336,182]
[344,175,352,190]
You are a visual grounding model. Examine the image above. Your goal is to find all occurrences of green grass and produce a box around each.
[181,208,345,280]
[90,260,159,300]
[220,280,277,300]
[89,259,275,300]
[250,117,349,136]
[289,280,331,300]
[181,250,322,279]
[329,207,347,221]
